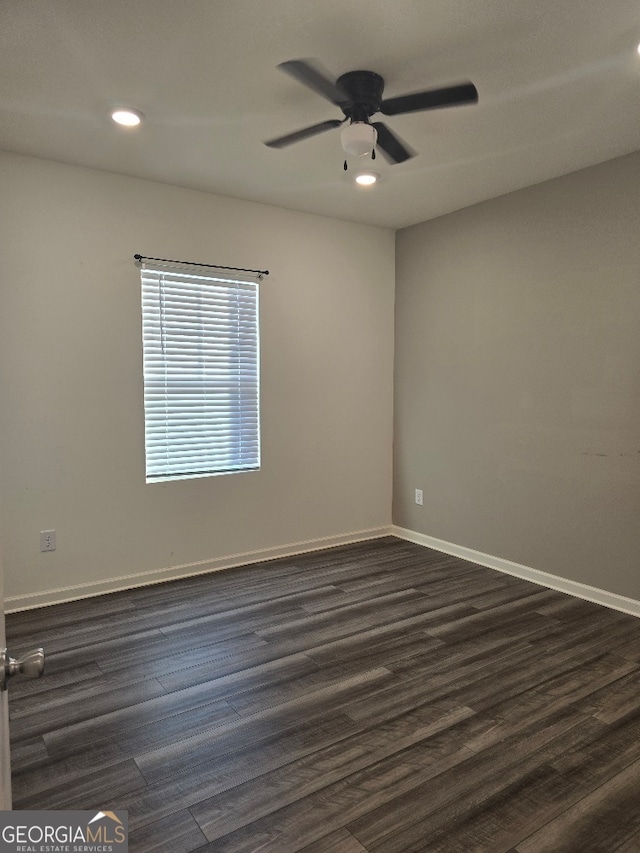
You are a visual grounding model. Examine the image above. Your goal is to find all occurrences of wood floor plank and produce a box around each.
[9,736,48,774]
[613,633,640,662]
[128,810,208,853]
[612,830,640,852]
[305,571,510,615]
[453,647,634,716]
[256,588,456,647]
[204,707,592,852]
[591,667,640,724]
[385,631,537,683]
[194,741,478,851]
[418,708,640,853]
[7,660,105,701]
[346,634,625,731]
[225,657,404,718]
[134,666,397,784]
[312,630,443,672]
[451,656,638,769]
[93,635,308,692]
[12,739,136,802]
[302,624,445,670]
[12,758,147,810]
[549,703,640,788]
[5,591,138,640]
[534,595,608,618]
[42,684,239,756]
[155,587,338,640]
[157,650,318,699]
[297,827,370,852]
[423,589,561,642]
[533,607,640,654]
[152,608,453,696]
[515,757,640,853]
[393,764,575,853]
[10,676,170,740]
[338,559,484,595]
[345,639,535,728]
[349,710,604,853]
[9,666,164,720]
[189,701,477,843]
[466,583,559,611]
[118,713,362,832]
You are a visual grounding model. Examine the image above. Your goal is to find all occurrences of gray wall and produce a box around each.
[394,151,640,600]
[0,152,395,606]
[2,147,639,609]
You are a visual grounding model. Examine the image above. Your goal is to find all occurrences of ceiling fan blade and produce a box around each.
[372,122,415,164]
[380,82,478,116]
[264,119,344,149]
[277,59,348,105]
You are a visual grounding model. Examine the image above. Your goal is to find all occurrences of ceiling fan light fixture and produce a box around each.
[111,108,143,127]
[355,172,379,186]
[340,121,377,157]
[266,60,478,165]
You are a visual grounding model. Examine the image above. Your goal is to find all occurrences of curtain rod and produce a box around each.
[134,254,269,277]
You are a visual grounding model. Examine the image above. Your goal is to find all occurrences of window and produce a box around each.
[140,263,260,482]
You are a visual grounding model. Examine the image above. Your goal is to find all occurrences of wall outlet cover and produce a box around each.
[40,530,56,552]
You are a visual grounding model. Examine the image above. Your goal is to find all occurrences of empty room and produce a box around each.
[1,2,640,851]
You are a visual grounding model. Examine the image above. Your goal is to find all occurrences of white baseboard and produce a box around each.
[5,526,394,612]
[392,525,640,619]
[11,524,637,619]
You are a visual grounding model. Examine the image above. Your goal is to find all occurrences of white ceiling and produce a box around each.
[2,0,640,229]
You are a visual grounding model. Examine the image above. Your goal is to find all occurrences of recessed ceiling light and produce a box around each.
[111,108,143,127]
[637,42,640,55]
[355,172,379,186]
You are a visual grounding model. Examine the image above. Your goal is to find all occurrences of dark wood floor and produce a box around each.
[7,537,640,852]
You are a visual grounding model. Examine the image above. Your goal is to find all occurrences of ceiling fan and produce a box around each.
[264,59,478,164]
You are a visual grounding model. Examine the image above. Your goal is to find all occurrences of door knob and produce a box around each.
[0,648,45,691]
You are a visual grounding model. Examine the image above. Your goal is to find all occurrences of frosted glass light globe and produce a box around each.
[340,122,377,156]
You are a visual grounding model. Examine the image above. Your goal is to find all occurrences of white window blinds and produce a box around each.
[141,264,260,481]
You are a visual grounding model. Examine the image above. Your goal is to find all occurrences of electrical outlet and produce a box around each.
[415,489,423,506]
[40,530,56,552]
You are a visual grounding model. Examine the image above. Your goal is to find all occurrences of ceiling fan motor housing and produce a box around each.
[336,71,385,122]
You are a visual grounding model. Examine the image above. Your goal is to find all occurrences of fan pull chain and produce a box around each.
[344,160,348,171]
[372,149,376,160]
